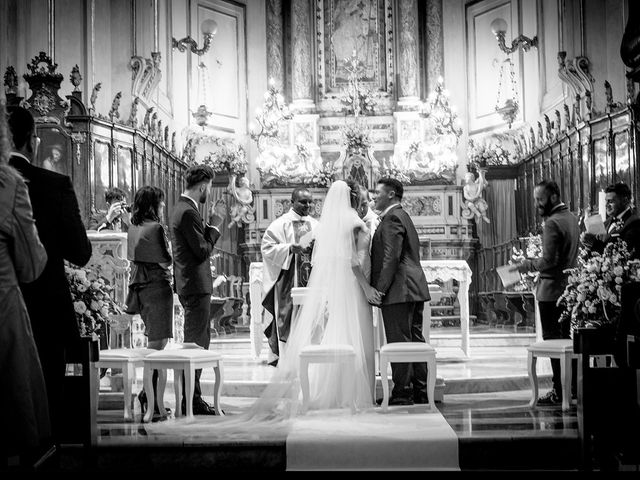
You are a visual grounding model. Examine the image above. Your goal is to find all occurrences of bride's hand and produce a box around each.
[366,287,382,305]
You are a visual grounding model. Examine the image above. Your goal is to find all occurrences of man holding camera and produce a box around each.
[89,187,131,232]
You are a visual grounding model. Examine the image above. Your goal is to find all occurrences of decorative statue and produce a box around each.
[574,94,582,123]
[537,121,544,147]
[70,65,82,92]
[554,109,562,136]
[4,66,18,94]
[171,132,177,154]
[108,91,122,122]
[529,126,536,149]
[164,125,169,147]
[544,114,552,143]
[228,174,255,227]
[143,107,154,132]
[563,104,572,129]
[89,82,101,114]
[150,112,158,137]
[461,169,490,224]
[129,97,140,128]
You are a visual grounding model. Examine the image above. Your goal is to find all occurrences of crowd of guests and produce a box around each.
[0,104,225,470]
[514,179,640,406]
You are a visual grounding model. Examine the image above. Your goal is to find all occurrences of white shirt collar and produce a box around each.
[379,203,400,219]
[10,151,31,163]
[181,194,199,210]
[616,207,631,221]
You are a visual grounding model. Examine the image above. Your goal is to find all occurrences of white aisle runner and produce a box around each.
[286,407,459,471]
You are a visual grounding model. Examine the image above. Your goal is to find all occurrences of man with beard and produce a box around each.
[515,180,579,406]
[171,165,223,414]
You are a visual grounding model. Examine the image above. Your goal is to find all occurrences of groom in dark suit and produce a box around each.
[7,106,92,446]
[171,164,223,415]
[370,177,431,406]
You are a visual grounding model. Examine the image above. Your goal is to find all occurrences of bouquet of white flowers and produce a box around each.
[509,234,542,292]
[65,262,122,338]
[557,239,640,333]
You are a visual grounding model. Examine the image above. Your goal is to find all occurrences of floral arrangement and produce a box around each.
[379,165,411,185]
[204,139,248,176]
[468,138,512,170]
[340,83,377,117]
[65,262,122,338]
[509,234,542,292]
[341,122,372,155]
[556,239,640,333]
[304,162,341,188]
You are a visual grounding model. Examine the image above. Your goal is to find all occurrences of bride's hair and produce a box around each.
[345,179,361,209]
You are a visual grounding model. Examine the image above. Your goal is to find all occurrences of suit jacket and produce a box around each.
[170,196,221,296]
[9,154,92,345]
[592,209,640,259]
[370,204,430,305]
[521,203,579,302]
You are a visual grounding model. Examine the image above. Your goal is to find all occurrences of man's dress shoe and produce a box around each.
[376,396,414,406]
[182,398,223,415]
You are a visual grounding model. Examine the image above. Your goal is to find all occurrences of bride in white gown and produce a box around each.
[245,179,380,419]
[149,180,380,433]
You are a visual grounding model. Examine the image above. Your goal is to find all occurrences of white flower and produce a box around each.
[74,301,87,314]
[77,284,87,293]
[90,300,101,312]
[613,266,624,276]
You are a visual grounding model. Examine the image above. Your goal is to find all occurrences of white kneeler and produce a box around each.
[379,342,437,412]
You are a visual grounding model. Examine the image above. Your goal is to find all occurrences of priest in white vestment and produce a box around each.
[261,188,318,366]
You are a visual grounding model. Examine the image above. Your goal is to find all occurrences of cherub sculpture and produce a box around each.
[461,169,490,224]
[228,174,255,228]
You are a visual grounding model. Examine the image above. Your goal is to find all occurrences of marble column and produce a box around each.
[397,0,420,108]
[266,0,285,92]
[426,0,444,94]
[290,0,315,110]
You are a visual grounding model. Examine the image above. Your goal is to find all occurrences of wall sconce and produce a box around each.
[490,18,538,54]
[172,19,218,56]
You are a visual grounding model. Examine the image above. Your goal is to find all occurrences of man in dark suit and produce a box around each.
[581,182,640,259]
[87,186,131,232]
[516,180,580,406]
[370,177,431,406]
[7,106,92,444]
[171,164,223,415]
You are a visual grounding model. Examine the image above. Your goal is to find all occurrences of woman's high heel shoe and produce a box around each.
[138,389,148,416]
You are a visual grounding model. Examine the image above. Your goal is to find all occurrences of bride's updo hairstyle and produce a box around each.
[346,179,361,209]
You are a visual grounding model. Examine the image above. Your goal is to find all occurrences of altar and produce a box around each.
[248,259,472,360]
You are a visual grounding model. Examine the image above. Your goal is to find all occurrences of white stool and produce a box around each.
[96,347,156,421]
[379,342,437,412]
[527,339,578,411]
[142,349,224,422]
[299,344,357,414]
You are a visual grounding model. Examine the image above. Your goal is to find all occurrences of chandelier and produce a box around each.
[495,57,519,128]
[249,78,292,151]
[421,76,463,144]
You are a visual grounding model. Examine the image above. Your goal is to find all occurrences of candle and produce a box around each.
[598,190,606,222]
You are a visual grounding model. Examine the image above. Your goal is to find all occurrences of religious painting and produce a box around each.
[93,141,111,211]
[322,0,388,94]
[36,127,70,176]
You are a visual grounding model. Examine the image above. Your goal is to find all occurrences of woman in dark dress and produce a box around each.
[125,186,173,420]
